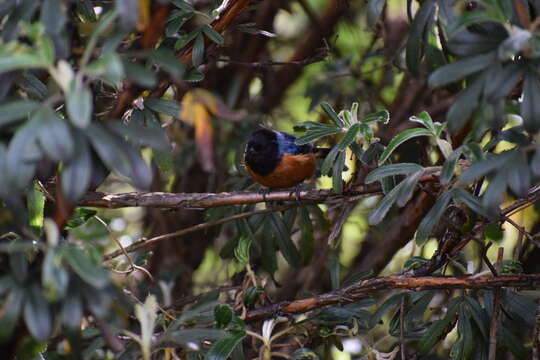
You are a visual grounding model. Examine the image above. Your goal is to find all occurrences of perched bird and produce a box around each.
[244,129,330,189]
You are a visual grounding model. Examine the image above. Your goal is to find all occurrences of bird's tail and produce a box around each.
[313,147,331,158]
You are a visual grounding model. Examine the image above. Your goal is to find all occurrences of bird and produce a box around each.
[244,128,330,189]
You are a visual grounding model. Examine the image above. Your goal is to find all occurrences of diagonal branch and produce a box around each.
[244,274,540,322]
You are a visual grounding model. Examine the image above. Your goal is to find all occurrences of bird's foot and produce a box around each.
[259,187,271,203]
[289,183,304,203]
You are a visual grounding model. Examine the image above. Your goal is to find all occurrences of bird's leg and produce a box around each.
[289,183,304,202]
[259,186,271,203]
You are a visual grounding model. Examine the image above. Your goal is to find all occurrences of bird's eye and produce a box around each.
[251,144,263,152]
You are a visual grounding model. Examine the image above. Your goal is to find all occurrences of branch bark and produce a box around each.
[244,274,540,322]
[80,184,382,209]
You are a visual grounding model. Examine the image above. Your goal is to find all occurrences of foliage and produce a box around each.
[1,0,540,359]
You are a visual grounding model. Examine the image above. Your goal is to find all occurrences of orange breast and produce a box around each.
[246,153,317,188]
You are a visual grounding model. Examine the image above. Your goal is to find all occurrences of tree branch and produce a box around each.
[81,184,382,209]
[104,204,297,261]
[244,274,540,322]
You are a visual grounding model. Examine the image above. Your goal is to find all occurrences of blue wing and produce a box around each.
[274,131,313,155]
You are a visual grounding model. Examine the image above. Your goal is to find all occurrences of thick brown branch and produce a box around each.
[80,185,382,209]
[244,274,540,322]
[179,0,254,63]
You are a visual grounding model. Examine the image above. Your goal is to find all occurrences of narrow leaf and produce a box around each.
[378,128,433,165]
[321,102,344,127]
[416,190,452,245]
[365,163,424,184]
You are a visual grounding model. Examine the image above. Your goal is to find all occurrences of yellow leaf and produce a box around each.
[136,0,150,31]
[180,91,215,172]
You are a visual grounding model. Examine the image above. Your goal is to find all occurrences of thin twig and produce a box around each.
[488,248,504,360]
[533,300,540,360]
[94,216,153,281]
[216,53,327,68]
[104,205,297,261]
[481,242,498,277]
[400,296,406,360]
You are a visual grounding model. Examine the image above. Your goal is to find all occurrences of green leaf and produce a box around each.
[455,310,474,359]
[24,284,52,341]
[409,111,437,134]
[41,0,65,35]
[396,170,423,207]
[123,61,157,88]
[86,53,125,86]
[320,146,341,177]
[214,305,233,329]
[150,49,185,79]
[62,244,109,289]
[446,73,485,134]
[416,190,453,245]
[42,249,69,300]
[484,62,523,103]
[337,123,361,150]
[365,163,424,184]
[0,45,50,73]
[294,127,341,145]
[327,252,340,290]
[124,143,153,190]
[368,177,412,225]
[507,152,530,198]
[144,98,181,117]
[291,348,320,360]
[378,128,433,165]
[463,296,489,341]
[451,188,492,219]
[428,51,496,87]
[0,100,40,128]
[362,109,390,124]
[406,0,436,76]
[332,150,345,194]
[192,33,205,67]
[6,112,42,192]
[369,293,406,328]
[27,183,44,230]
[270,213,301,268]
[367,0,386,28]
[202,24,224,45]
[61,132,92,203]
[0,285,23,342]
[205,330,246,360]
[64,208,97,229]
[457,152,511,185]
[294,121,339,132]
[261,220,278,275]
[321,102,344,127]
[440,147,463,185]
[157,328,228,349]
[170,0,194,12]
[86,122,133,178]
[299,207,314,266]
[417,298,460,353]
[116,0,138,29]
[107,119,170,151]
[482,170,507,213]
[521,71,540,133]
[184,69,205,82]
[234,236,251,265]
[37,107,74,162]
[61,295,83,329]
